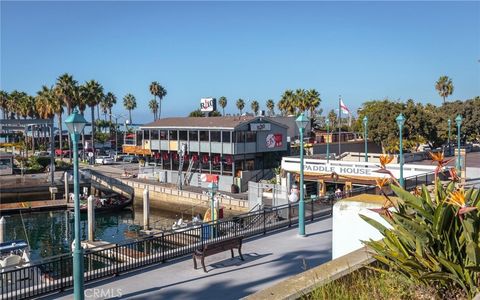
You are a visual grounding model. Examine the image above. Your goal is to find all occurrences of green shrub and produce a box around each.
[361,182,480,297]
[29,156,51,168]
[55,160,72,170]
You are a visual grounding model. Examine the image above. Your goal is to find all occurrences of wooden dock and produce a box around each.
[0,199,67,214]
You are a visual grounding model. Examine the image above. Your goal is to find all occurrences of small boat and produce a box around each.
[172,215,203,231]
[0,240,31,272]
[68,191,133,213]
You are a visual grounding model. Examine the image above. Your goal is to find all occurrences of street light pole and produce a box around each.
[447,118,451,156]
[296,113,309,236]
[325,119,330,163]
[396,114,405,189]
[65,109,87,300]
[455,115,462,172]
[363,116,368,162]
[208,182,218,239]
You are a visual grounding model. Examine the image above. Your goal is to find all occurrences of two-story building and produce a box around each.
[123,116,288,192]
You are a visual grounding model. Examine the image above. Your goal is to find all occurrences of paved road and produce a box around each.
[49,217,332,300]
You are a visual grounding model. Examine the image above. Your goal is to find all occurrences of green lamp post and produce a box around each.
[447,118,451,156]
[396,114,405,188]
[65,108,87,300]
[296,113,309,236]
[363,116,368,162]
[325,119,330,162]
[455,115,462,172]
[208,181,218,238]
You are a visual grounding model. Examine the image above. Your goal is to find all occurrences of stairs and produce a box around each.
[183,157,196,186]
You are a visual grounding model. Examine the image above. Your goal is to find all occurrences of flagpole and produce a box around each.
[338,95,341,160]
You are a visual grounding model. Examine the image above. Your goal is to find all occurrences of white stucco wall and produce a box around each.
[332,199,392,259]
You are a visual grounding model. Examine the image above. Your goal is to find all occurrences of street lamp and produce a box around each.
[447,118,451,156]
[396,113,405,188]
[325,119,330,163]
[208,181,218,239]
[296,113,309,236]
[455,115,462,172]
[65,108,87,300]
[109,114,127,156]
[363,116,368,162]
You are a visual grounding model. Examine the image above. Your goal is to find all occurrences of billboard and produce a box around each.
[200,98,217,112]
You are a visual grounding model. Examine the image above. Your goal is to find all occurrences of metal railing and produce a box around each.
[0,193,341,300]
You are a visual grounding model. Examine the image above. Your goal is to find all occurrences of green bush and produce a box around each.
[29,156,51,168]
[55,160,73,170]
[362,182,480,297]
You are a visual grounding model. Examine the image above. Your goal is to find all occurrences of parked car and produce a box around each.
[34,151,50,157]
[95,156,114,165]
[114,154,127,162]
[123,155,139,163]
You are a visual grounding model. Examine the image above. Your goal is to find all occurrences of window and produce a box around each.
[169,130,177,140]
[179,130,187,141]
[222,131,231,143]
[235,131,245,143]
[160,130,167,140]
[189,130,198,141]
[246,131,256,143]
[151,130,159,140]
[144,130,150,140]
[200,131,209,142]
[210,131,221,142]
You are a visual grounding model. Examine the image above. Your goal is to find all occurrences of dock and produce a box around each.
[0,199,67,214]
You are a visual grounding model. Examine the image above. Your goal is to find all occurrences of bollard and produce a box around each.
[64,172,69,202]
[0,217,5,243]
[143,188,150,230]
[87,196,95,241]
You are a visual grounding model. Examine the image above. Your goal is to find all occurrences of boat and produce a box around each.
[172,215,203,231]
[0,240,31,273]
[68,190,133,213]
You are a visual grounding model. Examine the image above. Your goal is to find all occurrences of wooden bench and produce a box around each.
[193,236,244,272]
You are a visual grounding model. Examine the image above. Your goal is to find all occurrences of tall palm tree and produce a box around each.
[0,90,8,119]
[251,100,259,115]
[83,80,104,158]
[280,89,295,116]
[307,89,321,129]
[266,99,275,116]
[55,73,77,161]
[295,88,308,114]
[149,82,167,119]
[236,99,245,115]
[36,86,58,151]
[148,99,159,121]
[104,92,117,124]
[218,96,227,115]
[123,94,137,124]
[435,76,454,104]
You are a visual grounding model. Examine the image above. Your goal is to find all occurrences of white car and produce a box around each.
[95,156,114,165]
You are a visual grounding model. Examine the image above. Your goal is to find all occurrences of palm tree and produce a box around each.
[435,76,454,104]
[84,80,104,158]
[104,92,117,124]
[36,86,58,150]
[123,94,137,124]
[236,99,245,115]
[148,99,159,121]
[295,88,308,114]
[251,100,259,115]
[218,96,227,115]
[280,90,295,115]
[266,99,275,116]
[0,90,8,119]
[55,73,77,161]
[307,89,321,129]
[149,82,167,119]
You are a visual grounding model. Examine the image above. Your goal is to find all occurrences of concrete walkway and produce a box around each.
[49,217,332,300]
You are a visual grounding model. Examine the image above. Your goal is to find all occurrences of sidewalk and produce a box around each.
[49,217,332,300]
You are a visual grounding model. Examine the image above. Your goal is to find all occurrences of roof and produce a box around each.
[140,116,288,130]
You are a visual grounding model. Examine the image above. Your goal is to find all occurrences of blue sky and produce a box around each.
[1,1,479,123]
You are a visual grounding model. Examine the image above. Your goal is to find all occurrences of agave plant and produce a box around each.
[361,182,480,296]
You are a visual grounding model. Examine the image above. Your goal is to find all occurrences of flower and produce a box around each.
[445,190,466,207]
[448,167,459,182]
[379,154,394,169]
[375,178,390,189]
[429,151,453,176]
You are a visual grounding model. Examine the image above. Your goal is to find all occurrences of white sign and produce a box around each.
[200,98,216,112]
[281,157,437,179]
[250,123,271,131]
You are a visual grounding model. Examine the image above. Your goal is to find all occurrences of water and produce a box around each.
[2,207,190,262]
